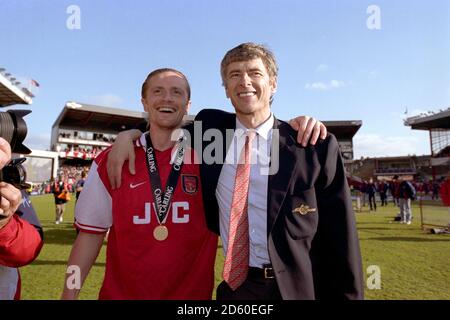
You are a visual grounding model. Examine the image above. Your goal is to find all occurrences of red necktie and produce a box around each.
[223,131,256,290]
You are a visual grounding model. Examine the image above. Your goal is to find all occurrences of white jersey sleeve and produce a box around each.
[74,161,112,233]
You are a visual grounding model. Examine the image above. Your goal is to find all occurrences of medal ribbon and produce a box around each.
[144,133,185,225]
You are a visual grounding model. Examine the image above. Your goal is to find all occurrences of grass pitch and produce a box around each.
[18,194,450,300]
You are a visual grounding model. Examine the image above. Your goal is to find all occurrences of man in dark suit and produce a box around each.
[197,43,363,300]
[197,108,363,299]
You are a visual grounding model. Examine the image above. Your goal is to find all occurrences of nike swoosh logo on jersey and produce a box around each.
[130,181,146,189]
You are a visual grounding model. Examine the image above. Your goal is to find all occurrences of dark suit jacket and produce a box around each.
[188,109,364,300]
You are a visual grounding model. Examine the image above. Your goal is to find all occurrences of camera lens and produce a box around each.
[0,110,31,154]
[0,158,28,189]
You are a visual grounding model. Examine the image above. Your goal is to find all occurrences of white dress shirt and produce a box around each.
[216,113,274,268]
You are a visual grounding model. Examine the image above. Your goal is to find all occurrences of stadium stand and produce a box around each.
[50,101,147,160]
[51,101,362,163]
[404,108,450,180]
[50,102,364,189]
[48,102,148,187]
[0,67,33,107]
[1,67,59,185]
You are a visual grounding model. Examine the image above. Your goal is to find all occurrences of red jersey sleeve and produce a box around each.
[0,215,43,267]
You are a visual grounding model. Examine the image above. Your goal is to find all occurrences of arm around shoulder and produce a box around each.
[107,129,142,189]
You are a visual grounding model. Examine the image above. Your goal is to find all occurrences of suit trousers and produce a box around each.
[399,198,412,222]
[216,277,282,300]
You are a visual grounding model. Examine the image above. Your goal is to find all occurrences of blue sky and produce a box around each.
[1,0,449,158]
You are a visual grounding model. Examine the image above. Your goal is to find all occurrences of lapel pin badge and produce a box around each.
[292,204,316,215]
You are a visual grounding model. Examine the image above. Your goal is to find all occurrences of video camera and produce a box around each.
[0,109,31,190]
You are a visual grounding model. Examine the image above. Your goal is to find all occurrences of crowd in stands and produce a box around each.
[59,132,116,143]
[56,130,117,160]
[59,146,107,160]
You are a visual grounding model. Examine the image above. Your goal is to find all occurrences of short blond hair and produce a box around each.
[220,42,278,86]
[141,68,191,100]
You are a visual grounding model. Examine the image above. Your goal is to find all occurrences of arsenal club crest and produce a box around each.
[182,175,198,195]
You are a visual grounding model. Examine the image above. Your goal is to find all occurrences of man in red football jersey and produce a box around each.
[61,68,218,299]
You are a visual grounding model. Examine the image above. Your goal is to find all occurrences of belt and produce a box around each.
[248,265,275,279]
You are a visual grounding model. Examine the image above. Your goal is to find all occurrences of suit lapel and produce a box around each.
[267,119,299,236]
[212,114,298,237]
[216,113,236,173]
[224,115,236,161]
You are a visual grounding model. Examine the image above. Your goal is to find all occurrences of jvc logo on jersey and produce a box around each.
[133,201,189,224]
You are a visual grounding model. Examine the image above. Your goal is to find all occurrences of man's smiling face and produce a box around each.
[224,58,277,119]
[142,71,191,130]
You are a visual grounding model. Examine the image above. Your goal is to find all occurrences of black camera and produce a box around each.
[0,109,31,154]
[0,109,32,190]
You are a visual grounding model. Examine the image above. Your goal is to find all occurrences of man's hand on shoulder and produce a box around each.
[288,116,327,147]
[106,129,142,189]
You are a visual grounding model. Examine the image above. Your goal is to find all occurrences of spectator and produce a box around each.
[432,181,440,200]
[378,179,388,206]
[398,177,416,225]
[52,174,69,224]
[75,171,87,201]
[367,178,377,211]
[391,175,401,206]
[360,181,367,207]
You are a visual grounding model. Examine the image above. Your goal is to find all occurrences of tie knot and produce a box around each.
[246,130,257,143]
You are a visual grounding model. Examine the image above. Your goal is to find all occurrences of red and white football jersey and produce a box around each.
[75,134,218,299]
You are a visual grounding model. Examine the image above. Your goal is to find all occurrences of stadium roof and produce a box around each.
[186,116,362,140]
[52,102,363,141]
[404,108,450,130]
[0,71,33,107]
[52,101,148,133]
[372,155,430,161]
[322,120,362,139]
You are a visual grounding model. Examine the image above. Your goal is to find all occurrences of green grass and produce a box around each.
[20,195,107,300]
[19,194,450,300]
[418,200,449,227]
[356,205,450,299]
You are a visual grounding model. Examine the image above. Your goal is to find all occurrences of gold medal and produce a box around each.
[153,225,168,241]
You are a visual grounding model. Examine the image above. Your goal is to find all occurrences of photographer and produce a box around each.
[0,137,43,299]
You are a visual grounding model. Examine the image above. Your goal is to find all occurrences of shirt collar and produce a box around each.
[137,129,185,148]
[235,113,274,141]
[137,130,187,164]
